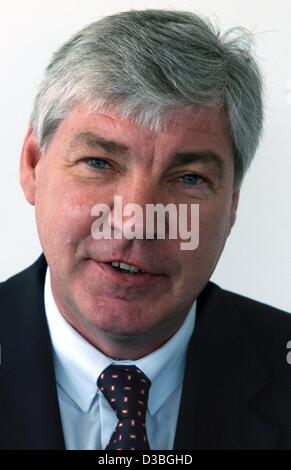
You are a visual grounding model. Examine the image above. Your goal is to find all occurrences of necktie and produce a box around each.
[98,364,151,450]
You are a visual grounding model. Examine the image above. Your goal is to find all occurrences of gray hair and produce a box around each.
[30,9,264,188]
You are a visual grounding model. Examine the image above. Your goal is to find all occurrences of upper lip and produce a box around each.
[92,257,164,276]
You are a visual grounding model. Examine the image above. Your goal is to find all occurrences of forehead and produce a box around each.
[55,103,233,161]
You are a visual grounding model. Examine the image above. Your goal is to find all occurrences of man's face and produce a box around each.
[21,104,239,351]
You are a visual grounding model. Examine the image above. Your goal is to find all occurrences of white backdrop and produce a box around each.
[0,0,290,312]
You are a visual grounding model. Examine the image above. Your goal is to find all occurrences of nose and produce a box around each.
[108,176,164,240]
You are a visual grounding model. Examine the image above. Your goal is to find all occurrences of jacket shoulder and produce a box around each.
[207,282,291,373]
[0,255,48,377]
[211,282,291,326]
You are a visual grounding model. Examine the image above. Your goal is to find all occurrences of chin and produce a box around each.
[91,308,162,338]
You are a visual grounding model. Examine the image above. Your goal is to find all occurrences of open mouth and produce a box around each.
[88,259,164,287]
[110,261,144,275]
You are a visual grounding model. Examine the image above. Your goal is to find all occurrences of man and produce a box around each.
[1,9,291,450]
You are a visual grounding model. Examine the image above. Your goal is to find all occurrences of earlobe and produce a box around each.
[19,128,41,206]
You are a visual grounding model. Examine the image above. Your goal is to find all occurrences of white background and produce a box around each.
[0,0,290,312]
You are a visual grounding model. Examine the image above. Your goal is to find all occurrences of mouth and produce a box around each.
[110,260,145,274]
[88,259,165,287]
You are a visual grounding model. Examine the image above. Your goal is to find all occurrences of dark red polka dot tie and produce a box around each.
[98,364,151,450]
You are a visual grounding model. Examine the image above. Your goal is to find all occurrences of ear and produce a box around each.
[19,128,42,206]
[228,188,240,234]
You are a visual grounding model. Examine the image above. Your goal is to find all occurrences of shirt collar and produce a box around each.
[44,267,196,416]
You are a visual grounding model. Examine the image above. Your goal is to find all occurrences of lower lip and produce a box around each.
[89,260,164,287]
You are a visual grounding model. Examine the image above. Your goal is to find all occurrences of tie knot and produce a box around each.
[98,365,151,420]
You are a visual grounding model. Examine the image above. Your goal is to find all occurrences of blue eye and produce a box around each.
[85,158,110,169]
[179,174,205,186]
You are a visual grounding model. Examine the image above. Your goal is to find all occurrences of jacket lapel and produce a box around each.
[0,255,65,450]
[174,282,281,450]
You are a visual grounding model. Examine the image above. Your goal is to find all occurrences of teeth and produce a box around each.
[111,261,143,273]
[112,261,121,268]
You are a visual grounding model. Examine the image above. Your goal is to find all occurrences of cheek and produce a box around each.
[35,175,95,255]
[178,202,232,271]
[163,205,227,289]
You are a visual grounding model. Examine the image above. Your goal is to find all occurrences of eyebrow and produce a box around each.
[70,131,225,179]
[69,131,129,156]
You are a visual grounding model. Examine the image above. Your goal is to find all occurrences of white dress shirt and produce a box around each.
[44,267,196,450]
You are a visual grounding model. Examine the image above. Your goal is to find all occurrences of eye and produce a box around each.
[179,174,206,186]
[83,157,111,170]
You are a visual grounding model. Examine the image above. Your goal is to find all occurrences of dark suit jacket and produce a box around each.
[1,254,291,450]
